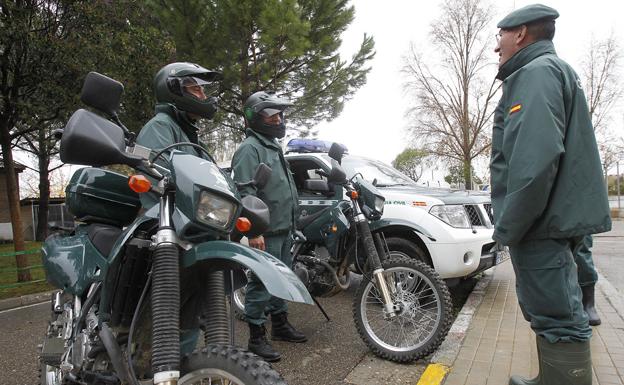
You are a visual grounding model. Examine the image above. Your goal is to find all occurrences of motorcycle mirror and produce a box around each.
[239,195,270,238]
[328,159,347,183]
[253,163,272,189]
[60,109,143,167]
[328,142,347,164]
[80,72,124,116]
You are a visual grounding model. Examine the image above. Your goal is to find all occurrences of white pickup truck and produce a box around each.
[284,139,508,286]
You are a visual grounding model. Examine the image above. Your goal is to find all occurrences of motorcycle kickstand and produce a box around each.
[312,296,331,322]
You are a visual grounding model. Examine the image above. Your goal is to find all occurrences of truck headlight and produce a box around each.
[374,195,385,214]
[429,205,470,228]
[196,190,237,229]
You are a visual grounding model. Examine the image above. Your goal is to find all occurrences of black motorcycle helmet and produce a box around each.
[154,62,222,119]
[244,91,293,138]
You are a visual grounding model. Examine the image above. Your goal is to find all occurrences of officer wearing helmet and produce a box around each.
[136,62,221,208]
[231,91,306,362]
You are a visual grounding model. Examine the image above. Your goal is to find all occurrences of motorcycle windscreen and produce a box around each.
[182,241,313,305]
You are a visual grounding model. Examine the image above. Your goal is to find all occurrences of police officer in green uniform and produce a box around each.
[576,235,601,325]
[232,91,306,362]
[136,62,221,208]
[491,4,611,384]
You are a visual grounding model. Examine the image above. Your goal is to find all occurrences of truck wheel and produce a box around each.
[353,256,453,362]
[385,237,430,265]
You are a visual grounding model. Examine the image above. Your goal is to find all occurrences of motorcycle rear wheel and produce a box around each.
[353,256,452,362]
[180,344,286,385]
[232,286,246,320]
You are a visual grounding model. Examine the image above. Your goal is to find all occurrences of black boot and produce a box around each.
[248,323,281,362]
[581,284,601,326]
[509,336,592,385]
[271,312,307,343]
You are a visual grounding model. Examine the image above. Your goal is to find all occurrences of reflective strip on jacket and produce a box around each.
[490,40,611,246]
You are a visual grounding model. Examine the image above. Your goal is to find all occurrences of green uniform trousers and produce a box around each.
[509,237,592,343]
[575,234,598,286]
[244,232,293,325]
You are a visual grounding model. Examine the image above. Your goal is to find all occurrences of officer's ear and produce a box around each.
[515,25,529,46]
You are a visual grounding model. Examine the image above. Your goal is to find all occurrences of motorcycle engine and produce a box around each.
[293,246,337,297]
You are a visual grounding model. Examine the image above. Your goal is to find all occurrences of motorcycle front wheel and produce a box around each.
[353,256,453,362]
[180,344,286,385]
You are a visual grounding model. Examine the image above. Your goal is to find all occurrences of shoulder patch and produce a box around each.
[509,103,522,115]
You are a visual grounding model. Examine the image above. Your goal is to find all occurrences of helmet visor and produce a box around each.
[181,76,220,101]
[258,108,284,117]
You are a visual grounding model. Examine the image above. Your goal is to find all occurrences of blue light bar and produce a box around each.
[286,138,336,153]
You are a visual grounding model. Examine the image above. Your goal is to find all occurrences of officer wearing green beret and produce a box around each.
[491,4,612,384]
[232,91,307,362]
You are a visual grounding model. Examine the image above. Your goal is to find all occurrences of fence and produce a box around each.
[0,248,46,289]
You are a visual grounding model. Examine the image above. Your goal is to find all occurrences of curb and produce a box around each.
[415,266,496,385]
[597,271,624,321]
[0,290,56,311]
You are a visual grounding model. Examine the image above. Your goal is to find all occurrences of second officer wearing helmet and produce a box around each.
[232,91,306,362]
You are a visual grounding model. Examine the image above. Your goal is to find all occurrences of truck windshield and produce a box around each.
[337,156,415,187]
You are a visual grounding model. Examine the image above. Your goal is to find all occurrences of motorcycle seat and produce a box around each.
[87,223,123,257]
[296,207,331,230]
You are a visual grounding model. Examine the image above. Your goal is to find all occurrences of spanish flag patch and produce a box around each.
[509,104,522,115]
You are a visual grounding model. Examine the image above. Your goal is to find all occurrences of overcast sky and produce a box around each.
[315,0,624,176]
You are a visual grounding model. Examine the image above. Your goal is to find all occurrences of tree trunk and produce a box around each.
[36,148,51,241]
[463,159,472,190]
[0,116,30,282]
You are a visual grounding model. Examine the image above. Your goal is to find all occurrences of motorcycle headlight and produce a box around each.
[374,195,385,214]
[196,190,237,229]
[429,205,471,228]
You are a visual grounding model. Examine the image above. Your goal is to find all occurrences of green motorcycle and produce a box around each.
[38,72,312,385]
[235,143,453,363]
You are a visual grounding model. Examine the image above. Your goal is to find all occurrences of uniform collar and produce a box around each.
[155,103,200,143]
[246,128,281,150]
[496,40,556,81]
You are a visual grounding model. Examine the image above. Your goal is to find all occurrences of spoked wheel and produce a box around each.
[180,344,286,385]
[353,256,453,362]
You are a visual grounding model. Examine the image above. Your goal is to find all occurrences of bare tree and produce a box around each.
[402,0,499,189]
[580,33,624,180]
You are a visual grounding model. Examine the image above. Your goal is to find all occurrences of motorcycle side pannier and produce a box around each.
[66,167,141,226]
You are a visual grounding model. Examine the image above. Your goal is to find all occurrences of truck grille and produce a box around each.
[464,205,484,226]
[483,203,494,223]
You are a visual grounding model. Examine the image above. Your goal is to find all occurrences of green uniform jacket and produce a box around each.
[490,40,611,246]
[232,129,298,235]
[136,103,204,208]
[136,103,202,157]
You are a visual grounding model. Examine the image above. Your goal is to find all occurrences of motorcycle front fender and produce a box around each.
[182,241,313,305]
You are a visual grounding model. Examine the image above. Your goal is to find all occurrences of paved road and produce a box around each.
[593,220,624,294]
[0,275,407,385]
[0,301,49,385]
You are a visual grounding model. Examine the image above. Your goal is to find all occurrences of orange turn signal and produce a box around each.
[236,217,252,232]
[349,191,359,199]
[128,175,152,193]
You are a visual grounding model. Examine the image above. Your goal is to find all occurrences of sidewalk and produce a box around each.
[441,259,624,385]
